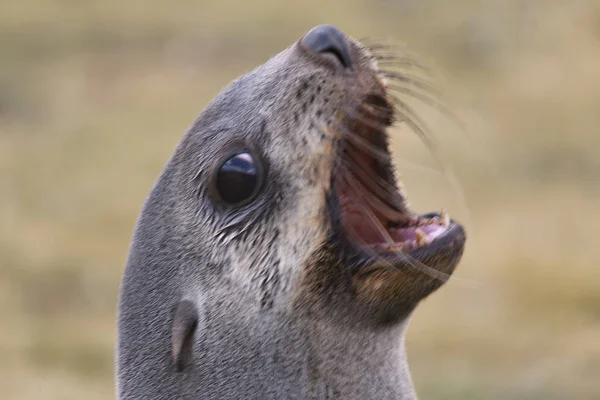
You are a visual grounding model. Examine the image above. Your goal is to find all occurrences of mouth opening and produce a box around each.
[335,93,455,256]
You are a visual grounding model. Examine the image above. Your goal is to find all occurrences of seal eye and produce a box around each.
[215,152,260,206]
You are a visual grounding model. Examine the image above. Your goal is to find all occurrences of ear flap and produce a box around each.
[171,299,199,372]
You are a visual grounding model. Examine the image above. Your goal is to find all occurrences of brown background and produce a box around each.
[1,1,599,398]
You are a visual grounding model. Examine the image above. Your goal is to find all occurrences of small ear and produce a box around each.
[171,299,199,372]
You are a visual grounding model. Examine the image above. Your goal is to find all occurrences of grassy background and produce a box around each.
[1,0,599,398]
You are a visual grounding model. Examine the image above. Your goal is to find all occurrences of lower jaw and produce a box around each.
[355,215,466,271]
[379,221,464,257]
[349,210,455,253]
[370,211,452,253]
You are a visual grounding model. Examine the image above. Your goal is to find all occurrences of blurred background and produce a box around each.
[1,0,599,398]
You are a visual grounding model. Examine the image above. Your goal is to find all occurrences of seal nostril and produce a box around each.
[300,25,353,69]
[322,47,348,69]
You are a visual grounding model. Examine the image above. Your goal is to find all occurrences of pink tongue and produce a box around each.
[389,223,448,242]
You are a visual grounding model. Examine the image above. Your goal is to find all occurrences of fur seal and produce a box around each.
[117,25,466,400]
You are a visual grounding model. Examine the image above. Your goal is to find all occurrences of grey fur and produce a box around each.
[117,26,464,400]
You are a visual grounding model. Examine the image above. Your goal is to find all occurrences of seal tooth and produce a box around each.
[404,240,416,251]
[397,242,405,250]
[440,209,450,227]
[415,228,430,247]
[386,242,401,252]
[426,217,438,225]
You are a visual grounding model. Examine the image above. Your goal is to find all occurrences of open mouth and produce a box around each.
[334,92,464,269]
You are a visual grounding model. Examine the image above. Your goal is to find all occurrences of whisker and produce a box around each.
[338,101,448,199]
[334,151,407,222]
[342,90,471,228]
[313,111,408,213]
[363,43,410,52]
[338,169,396,241]
[380,71,443,98]
[360,94,436,162]
[385,83,467,132]
[372,56,435,76]
[366,45,440,77]
[362,38,454,83]
[337,167,401,221]
[338,169,455,282]
[388,93,437,148]
[313,111,477,287]
[347,106,394,131]
[389,95,473,228]
[394,158,443,176]
[340,151,405,208]
[338,95,396,132]
[337,204,402,275]
[333,119,391,162]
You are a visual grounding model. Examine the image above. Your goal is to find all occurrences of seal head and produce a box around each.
[117,25,466,400]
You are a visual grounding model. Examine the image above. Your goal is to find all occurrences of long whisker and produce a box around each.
[337,169,396,242]
[320,112,404,209]
[341,89,471,228]
[340,100,459,214]
[333,118,391,161]
[338,169,455,282]
[363,38,455,77]
[338,155,478,287]
[394,158,443,176]
[312,109,477,287]
[340,151,405,208]
[343,105,394,132]
[388,93,438,151]
[380,71,444,98]
[363,43,410,52]
[333,148,407,222]
[385,83,467,131]
[388,95,473,227]
[339,172,406,223]
[315,113,409,210]
[372,56,435,76]
[366,44,439,76]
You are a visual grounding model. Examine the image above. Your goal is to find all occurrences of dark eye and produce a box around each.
[215,152,261,206]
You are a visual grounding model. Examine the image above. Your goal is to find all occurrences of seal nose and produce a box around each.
[300,25,353,69]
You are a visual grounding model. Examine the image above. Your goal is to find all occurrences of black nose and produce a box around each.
[300,25,353,69]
